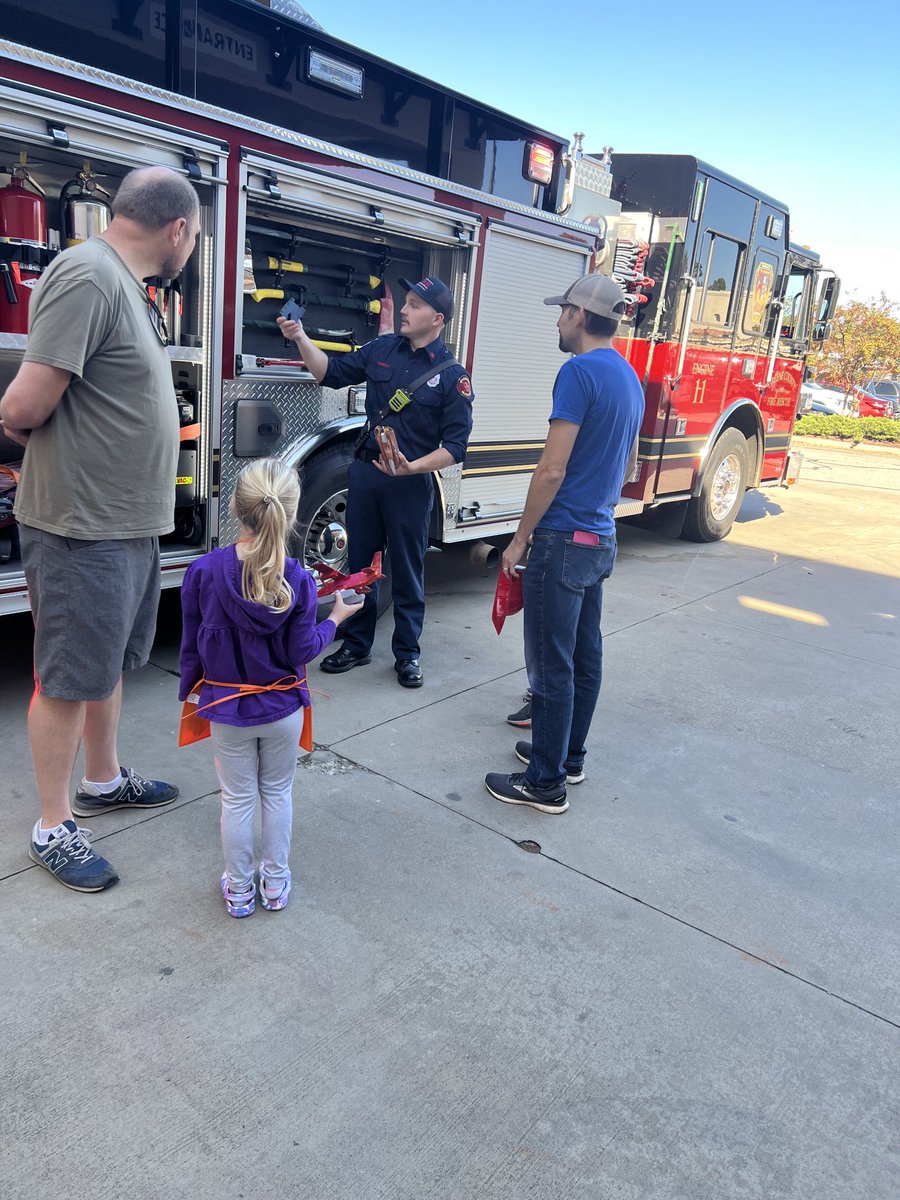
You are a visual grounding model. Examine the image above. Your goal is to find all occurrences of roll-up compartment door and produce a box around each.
[238,153,480,369]
[242,153,481,247]
[459,225,589,514]
[0,82,227,181]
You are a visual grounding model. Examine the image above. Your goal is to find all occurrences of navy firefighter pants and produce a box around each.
[339,458,433,660]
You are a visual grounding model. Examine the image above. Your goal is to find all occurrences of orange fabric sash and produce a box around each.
[179,674,313,751]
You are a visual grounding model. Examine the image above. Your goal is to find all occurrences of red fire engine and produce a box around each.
[0,1,838,613]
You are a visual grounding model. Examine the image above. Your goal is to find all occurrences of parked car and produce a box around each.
[868,378,900,402]
[856,388,898,419]
[798,380,846,416]
[863,379,900,417]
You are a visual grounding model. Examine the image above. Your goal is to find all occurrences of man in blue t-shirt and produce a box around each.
[485,274,644,814]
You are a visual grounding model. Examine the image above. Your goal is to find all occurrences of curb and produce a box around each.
[791,436,900,460]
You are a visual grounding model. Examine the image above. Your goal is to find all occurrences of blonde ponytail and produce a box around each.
[231,459,301,611]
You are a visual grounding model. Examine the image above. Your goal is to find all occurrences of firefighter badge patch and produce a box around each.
[426,375,440,387]
[457,376,472,398]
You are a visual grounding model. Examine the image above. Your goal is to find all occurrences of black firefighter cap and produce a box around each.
[398,275,454,321]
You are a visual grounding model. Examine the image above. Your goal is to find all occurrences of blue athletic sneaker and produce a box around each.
[29,820,119,892]
[71,767,179,818]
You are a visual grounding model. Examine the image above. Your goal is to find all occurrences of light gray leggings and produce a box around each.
[210,708,304,891]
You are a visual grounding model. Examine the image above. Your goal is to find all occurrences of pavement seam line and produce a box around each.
[692,611,900,671]
[801,479,900,494]
[535,849,900,1031]
[8,762,896,1033]
[158,556,802,750]
[327,558,802,746]
[0,789,222,886]
[344,762,900,1032]
[326,665,531,746]
[599,553,802,639]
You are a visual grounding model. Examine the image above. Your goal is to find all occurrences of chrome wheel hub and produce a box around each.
[303,489,349,572]
[710,453,742,522]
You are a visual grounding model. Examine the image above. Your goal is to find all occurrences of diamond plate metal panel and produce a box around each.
[218,379,347,544]
[437,463,463,534]
[576,160,614,198]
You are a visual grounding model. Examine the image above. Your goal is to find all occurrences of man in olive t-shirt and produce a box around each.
[0,166,200,893]
[13,236,180,537]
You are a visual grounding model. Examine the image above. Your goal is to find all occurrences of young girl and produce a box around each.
[178,458,359,917]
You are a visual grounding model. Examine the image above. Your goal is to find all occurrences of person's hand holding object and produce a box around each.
[276,314,303,343]
[372,425,415,477]
[328,591,364,625]
[501,535,528,581]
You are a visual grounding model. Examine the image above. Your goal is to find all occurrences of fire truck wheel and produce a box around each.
[293,444,392,618]
[682,427,750,542]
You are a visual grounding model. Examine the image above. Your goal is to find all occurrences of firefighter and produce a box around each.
[278,276,473,687]
[485,275,643,814]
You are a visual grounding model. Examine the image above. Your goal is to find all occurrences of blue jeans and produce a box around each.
[523,527,617,789]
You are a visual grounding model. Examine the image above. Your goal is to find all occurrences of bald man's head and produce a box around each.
[112,167,200,232]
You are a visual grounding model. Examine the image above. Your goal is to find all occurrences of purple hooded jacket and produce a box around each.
[178,545,336,727]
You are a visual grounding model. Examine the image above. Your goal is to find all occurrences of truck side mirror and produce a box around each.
[818,275,840,322]
[812,320,833,342]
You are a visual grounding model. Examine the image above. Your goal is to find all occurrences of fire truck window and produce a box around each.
[694,236,742,327]
[743,251,779,336]
[780,271,811,341]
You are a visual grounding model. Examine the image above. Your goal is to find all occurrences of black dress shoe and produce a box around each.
[320,645,372,674]
[394,658,423,688]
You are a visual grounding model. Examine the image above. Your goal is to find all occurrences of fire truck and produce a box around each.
[0,0,838,614]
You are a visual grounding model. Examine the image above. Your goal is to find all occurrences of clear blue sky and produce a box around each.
[317,0,900,307]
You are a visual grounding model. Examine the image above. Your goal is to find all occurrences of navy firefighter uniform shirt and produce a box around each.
[321,333,474,464]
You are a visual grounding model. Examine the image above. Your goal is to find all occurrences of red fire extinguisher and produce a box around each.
[0,161,48,249]
[0,158,47,335]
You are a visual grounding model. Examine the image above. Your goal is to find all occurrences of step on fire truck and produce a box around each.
[0,0,839,614]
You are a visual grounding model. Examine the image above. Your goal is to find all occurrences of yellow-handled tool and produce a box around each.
[266,256,381,290]
[249,287,381,314]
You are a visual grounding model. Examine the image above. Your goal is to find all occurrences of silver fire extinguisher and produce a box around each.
[59,163,111,247]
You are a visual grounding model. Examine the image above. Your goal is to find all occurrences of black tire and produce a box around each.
[292,443,392,618]
[682,427,750,542]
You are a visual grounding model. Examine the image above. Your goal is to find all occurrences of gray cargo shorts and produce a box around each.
[20,525,161,701]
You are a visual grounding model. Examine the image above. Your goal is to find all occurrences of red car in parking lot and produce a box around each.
[862,380,900,418]
[814,381,895,418]
[856,388,896,418]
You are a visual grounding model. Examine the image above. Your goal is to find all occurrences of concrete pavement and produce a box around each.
[1,449,897,1199]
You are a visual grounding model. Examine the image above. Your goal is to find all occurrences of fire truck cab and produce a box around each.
[571,153,839,540]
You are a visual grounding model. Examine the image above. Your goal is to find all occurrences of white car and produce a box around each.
[798,380,847,416]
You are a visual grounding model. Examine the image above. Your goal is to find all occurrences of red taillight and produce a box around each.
[524,142,555,186]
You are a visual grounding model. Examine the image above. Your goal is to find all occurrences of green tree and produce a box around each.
[809,293,900,395]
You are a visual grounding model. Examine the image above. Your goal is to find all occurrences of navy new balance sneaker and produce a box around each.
[29,821,119,892]
[71,767,179,817]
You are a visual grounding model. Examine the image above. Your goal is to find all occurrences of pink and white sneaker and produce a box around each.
[260,873,291,912]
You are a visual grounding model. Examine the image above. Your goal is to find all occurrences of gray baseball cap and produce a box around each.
[543,274,627,320]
